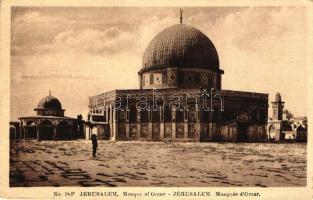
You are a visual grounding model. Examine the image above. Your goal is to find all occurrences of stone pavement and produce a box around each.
[10,140,307,187]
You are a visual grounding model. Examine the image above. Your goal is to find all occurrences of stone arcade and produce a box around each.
[18,92,82,140]
[87,15,268,142]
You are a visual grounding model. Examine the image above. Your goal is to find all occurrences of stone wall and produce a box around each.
[88,88,268,142]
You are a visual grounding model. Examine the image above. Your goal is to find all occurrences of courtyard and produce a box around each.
[10,140,306,187]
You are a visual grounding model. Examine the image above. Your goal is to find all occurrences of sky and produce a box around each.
[10,7,308,121]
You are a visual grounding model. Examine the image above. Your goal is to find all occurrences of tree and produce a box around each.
[77,114,83,121]
[283,109,294,121]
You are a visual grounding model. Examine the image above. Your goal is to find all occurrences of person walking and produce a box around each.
[91,127,98,157]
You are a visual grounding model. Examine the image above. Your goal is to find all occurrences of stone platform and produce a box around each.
[10,140,306,187]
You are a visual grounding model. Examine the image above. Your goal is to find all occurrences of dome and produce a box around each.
[275,92,282,102]
[37,95,63,110]
[141,24,220,73]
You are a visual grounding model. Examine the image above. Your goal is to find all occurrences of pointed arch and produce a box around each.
[57,120,71,140]
[39,119,54,140]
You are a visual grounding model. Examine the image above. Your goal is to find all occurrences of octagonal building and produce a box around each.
[87,16,268,142]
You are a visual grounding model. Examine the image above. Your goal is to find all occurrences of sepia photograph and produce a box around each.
[1,1,312,199]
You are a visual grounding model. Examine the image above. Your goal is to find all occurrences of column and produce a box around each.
[199,110,203,141]
[83,124,86,140]
[171,110,176,139]
[69,127,72,139]
[109,105,113,140]
[208,111,213,140]
[86,125,91,140]
[21,126,25,140]
[53,127,57,141]
[37,126,40,141]
[112,107,117,141]
[19,126,22,140]
[13,126,16,140]
[195,110,200,141]
[126,110,130,139]
[25,126,28,140]
[160,110,164,139]
[184,110,188,139]
[137,110,141,139]
[148,110,152,140]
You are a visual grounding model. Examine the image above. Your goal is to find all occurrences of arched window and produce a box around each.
[142,75,145,86]
[150,74,154,85]
[152,110,160,123]
[140,110,149,123]
[164,107,172,123]
[176,110,184,123]
[129,105,137,123]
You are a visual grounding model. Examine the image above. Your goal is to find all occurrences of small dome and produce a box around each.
[275,92,282,102]
[141,24,219,73]
[37,95,62,110]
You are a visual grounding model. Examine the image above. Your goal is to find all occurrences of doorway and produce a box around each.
[237,122,249,142]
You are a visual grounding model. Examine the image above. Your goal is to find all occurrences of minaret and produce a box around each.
[271,92,285,120]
